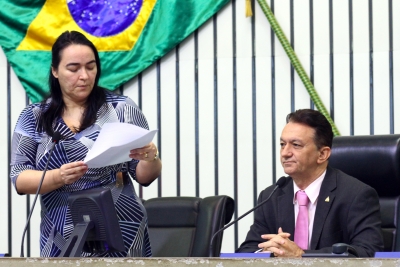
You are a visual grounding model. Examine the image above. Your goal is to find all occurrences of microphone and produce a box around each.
[302,243,359,258]
[20,132,61,257]
[209,176,287,256]
[332,243,358,257]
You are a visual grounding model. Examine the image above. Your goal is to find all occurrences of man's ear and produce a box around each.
[317,146,331,164]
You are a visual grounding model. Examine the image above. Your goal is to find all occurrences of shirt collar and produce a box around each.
[293,170,326,205]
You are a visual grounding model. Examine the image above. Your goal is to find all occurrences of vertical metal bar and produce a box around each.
[389,0,394,134]
[194,30,200,197]
[271,0,277,184]
[309,0,315,109]
[213,15,219,196]
[175,45,181,196]
[329,0,335,120]
[156,60,162,197]
[290,0,295,111]
[251,0,258,207]
[137,74,143,111]
[369,0,374,134]
[349,0,354,135]
[232,0,239,249]
[25,94,30,257]
[138,73,143,198]
[7,60,12,256]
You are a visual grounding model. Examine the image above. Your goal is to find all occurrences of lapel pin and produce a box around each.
[325,196,330,202]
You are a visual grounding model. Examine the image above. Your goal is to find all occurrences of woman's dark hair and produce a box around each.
[38,30,106,136]
[286,109,333,149]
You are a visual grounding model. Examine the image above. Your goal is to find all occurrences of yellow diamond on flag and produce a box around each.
[17,0,157,51]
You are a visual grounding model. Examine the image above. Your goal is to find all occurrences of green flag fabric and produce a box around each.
[0,0,230,103]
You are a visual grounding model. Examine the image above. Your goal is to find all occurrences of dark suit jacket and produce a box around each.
[236,166,384,257]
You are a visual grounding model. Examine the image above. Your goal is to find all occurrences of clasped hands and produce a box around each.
[258,227,304,257]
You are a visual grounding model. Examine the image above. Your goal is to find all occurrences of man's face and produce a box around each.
[280,122,322,180]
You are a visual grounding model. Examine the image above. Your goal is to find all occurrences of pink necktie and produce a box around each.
[294,190,309,250]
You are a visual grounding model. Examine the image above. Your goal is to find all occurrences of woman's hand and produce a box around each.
[16,161,88,194]
[59,161,88,185]
[129,142,158,162]
[130,142,161,185]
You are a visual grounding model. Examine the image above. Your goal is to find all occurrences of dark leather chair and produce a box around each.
[329,134,400,251]
[143,195,235,257]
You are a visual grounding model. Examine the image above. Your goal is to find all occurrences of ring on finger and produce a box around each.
[145,152,148,158]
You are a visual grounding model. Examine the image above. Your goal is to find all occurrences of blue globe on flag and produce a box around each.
[68,0,144,37]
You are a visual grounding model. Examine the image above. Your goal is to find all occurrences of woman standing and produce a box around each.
[10,31,161,257]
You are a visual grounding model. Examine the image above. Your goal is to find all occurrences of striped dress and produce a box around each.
[10,92,152,257]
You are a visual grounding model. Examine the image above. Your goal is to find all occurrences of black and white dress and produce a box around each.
[10,92,152,257]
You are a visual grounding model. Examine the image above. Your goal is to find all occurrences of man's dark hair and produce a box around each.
[38,30,106,136]
[286,109,333,149]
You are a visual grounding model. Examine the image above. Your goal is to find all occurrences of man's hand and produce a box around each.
[258,227,304,257]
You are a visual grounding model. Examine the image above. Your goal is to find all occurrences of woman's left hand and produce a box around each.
[129,142,158,162]
[131,142,161,185]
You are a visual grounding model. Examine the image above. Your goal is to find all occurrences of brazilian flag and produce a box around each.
[0,0,230,103]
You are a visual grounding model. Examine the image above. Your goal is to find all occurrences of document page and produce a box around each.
[84,122,158,168]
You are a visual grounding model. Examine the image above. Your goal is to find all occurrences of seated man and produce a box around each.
[236,109,383,257]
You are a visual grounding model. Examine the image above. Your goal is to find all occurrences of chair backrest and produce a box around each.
[329,134,400,251]
[143,195,235,257]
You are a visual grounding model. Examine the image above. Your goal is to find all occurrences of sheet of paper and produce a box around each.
[84,122,158,168]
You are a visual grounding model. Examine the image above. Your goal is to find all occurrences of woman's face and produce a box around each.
[51,44,97,104]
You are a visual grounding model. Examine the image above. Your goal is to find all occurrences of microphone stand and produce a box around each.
[209,177,287,256]
[20,133,60,257]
